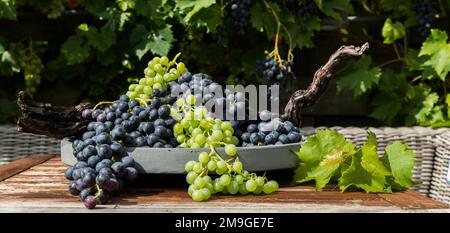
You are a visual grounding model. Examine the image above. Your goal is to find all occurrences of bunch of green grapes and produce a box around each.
[47,0,65,19]
[126,54,188,101]
[10,42,44,95]
[172,95,279,201]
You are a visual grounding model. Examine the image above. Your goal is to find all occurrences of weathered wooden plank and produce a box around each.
[378,190,448,209]
[0,156,448,213]
[0,156,54,182]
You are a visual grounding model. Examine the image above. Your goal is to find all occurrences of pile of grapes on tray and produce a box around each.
[63,54,303,209]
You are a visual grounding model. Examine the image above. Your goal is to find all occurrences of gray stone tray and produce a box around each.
[61,138,301,174]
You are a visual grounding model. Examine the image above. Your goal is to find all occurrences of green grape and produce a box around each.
[242,170,250,178]
[205,182,215,194]
[211,130,223,142]
[246,179,257,192]
[207,160,217,171]
[186,94,196,105]
[198,152,210,164]
[135,85,144,93]
[186,172,198,185]
[193,177,206,189]
[177,62,186,73]
[254,186,263,195]
[224,130,233,137]
[263,182,274,194]
[214,179,224,192]
[255,176,265,186]
[193,162,203,173]
[232,161,243,173]
[239,183,249,195]
[219,174,231,186]
[227,181,239,194]
[231,136,240,145]
[203,175,212,183]
[201,188,211,200]
[188,185,195,197]
[185,161,195,172]
[267,180,279,191]
[191,142,201,148]
[221,121,233,131]
[216,160,227,172]
[128,84,137,91]
[176,98,185,107]
[192,128,203,136]
[195,134,206,146]
[234,174,244,184]
[174,123,183,134]
[192,190,204,202]
[224,144,237,156]
[154,74,163,84]
[181,119,190,128]
[160,56,169,66]
[143,86,152,95]
[153,83,163,89]
[177,134,186,143]
[154,63,163,73]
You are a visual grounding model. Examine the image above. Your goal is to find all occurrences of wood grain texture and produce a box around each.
[0,156,448,213]
[0,156,54,182]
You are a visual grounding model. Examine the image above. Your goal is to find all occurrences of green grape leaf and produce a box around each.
[176,0,216,23]
[135,25,174,59]
[60,35,91,65]
[314,0,353,20]
[415,92,439,125]
[250,1,278,38]
[130,24,148,44]
[190,4,221,33]
[80,0,105,15]
[336,55,382,97]
[419,29,450,80]
[83,26,116,52]
[382,141,416,189]
[381,18,405,44]
[287,16,321,49]
[293,129,356,190]
[370,93,402,123]
[135,0,161,19]
[446,93,450,106]
[339,132,391,193]
[0,0,17,20]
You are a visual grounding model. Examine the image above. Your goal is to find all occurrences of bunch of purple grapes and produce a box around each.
[255,57,295,84]
[227,0,252,35]
[64,94,179,209]
[412,0,437,37]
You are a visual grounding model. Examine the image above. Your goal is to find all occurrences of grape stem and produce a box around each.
[262,0,294,67]
[92,101,114,111]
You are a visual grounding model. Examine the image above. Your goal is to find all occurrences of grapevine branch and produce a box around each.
[16,91,92,139]
[281,42,370,126]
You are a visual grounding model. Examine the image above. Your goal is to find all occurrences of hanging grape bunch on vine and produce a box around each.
[227,0,253,35]
[412,0,437,37]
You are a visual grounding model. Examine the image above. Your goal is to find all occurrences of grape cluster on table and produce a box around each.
[64,55,304,208]
[255,57,295,85]
[412,0,437,37]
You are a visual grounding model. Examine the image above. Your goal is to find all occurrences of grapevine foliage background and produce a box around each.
[0,0,450,127]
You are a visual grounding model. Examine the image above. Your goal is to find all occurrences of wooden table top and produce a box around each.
[0,156,448,213]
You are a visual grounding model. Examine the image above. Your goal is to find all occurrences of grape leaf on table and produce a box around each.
[336,55,382,97]
[382,141,416,190]
[339,132,391,193]
[293,129,356,190]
